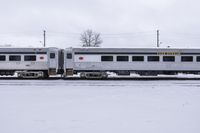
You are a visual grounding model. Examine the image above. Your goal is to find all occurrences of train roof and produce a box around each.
[0,47,59,53]
[68,47,200,53]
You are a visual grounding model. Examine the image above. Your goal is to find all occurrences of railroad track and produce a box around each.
[1,77,200,80]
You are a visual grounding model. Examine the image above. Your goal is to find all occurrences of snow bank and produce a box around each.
[0,80,200,133]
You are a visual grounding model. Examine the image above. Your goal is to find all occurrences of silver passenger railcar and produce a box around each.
[0,47,61,78]
[64,47,200,78]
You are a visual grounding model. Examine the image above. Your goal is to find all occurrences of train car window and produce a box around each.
[0,55,6,61]
[50,53,55,59]
[67,53,72,59]
[181,56,193,62]
[148,56,159,62]
[132,56,144,61]
[24,55,36,61]
[117,56,129,61]
[163,56,175,62]
[101,56,113,61]
[196,56,200,62]
[9,55,21,61]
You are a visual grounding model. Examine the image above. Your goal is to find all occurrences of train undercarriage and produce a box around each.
[1,70,200,79]
[73,70,200,79]
[0,70,49,79]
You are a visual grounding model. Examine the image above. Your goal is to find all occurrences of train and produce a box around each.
[1,47,200,79]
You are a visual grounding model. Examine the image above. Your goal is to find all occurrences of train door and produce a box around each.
[65,48,74,76]
[48,49,58,75]
[57,49,64,74]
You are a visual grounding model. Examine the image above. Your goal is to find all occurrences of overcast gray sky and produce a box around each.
[0,0,200,48]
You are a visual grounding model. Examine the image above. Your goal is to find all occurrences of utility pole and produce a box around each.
[43,30,46,47]
[157,30,160,48]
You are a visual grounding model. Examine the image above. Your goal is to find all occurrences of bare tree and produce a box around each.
[80,29,103,47]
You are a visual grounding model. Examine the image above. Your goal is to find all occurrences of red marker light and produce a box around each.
[79,57,84,60]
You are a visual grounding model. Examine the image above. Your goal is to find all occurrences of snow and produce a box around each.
[0,80,200,133]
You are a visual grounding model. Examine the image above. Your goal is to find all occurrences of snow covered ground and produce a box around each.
[0,80,200,133]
